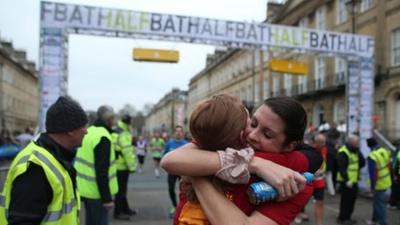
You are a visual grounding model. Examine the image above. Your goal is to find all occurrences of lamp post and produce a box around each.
[345,0,361,136]
[346,0,361,34]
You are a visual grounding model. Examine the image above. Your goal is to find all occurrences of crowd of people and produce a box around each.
[0,94,399,225]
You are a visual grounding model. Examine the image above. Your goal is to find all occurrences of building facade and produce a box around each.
[0,39,39,135]
[145,88,188,134]
[187,0,400,141]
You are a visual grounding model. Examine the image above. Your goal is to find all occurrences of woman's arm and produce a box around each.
[161,143,306,198]
[249,157,305,199]
[160,143,221,176]
[192,177,278,225]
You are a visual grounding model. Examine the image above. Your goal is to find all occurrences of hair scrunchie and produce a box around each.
[215,147,254,184]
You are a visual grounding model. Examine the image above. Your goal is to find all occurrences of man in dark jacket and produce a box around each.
[337,134,366,225]
[0,96,88,224]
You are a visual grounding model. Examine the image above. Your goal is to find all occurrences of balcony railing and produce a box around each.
[282,73,346,97]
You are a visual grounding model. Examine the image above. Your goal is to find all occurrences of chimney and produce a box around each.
[15,50,27,62]
[1,41,13,54]
[206,54,214,67]
[266,2,285,22]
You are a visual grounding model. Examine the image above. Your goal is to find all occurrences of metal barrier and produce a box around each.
[374,129,397,152]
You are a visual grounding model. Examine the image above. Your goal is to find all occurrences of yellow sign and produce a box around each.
[269,59,308,75]
[133,48,179,63]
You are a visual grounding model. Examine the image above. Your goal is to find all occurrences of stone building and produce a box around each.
[0,39,39,136]
[145,88,188,134]
[187,0,400,141]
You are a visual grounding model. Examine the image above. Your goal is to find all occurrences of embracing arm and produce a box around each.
[160,143,220,176]
[161,143,305,198]
[192,177,278,225]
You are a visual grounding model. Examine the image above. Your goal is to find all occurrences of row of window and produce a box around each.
[0,64,38,95]
[2,93,37,115]
[304,0,400,66]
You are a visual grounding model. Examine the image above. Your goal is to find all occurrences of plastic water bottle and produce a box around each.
[247,172,314,205]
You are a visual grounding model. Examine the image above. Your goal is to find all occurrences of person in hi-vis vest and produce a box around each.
[113,115,137,220]
[336,134,366,225]
[0,96,88,225]
[75,105,118,225]
[366,137,392,225]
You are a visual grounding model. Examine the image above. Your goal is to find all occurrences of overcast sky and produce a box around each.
[0,0,269,112]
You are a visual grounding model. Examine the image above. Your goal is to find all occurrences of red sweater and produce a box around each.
[174,150,314,225]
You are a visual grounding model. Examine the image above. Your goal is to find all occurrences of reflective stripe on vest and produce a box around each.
[114,120,137,171]
[337,146,359,183]
[0,142,79,224]
[75,126,118,199]
[369,148,392,190]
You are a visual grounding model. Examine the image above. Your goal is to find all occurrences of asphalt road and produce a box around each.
[1,158,398,225]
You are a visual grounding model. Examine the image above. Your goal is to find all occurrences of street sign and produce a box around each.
[269,59,308,75]
[132,48,179,63]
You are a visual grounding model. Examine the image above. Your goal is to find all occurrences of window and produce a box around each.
[284,74,292,96]
[360,0,374,12]
[263,77,269,99]
[392,28,400,66]
[254,50,260,66]
[316,6,326,30]
[298,75,308,94]
[315,57,326,89]
[254,83,260,103]
[241,88,246,101]
[263,50,269,63]
[299,17,308,28]
[247,85,252,102]
[336,0,347,24]
[335,58,347,84]
[272,73,280,96]
[2,66,14,84]
[334,101,346,124]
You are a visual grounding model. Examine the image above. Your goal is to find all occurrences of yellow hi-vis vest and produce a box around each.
[113,121,137,171]
[75,126,118,199]
[0,142,80,225]
[337,146,359,183]
[369,147,392,190]
[397,151,400,176]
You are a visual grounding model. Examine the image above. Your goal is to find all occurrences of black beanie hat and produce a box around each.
[366,137,378,149]
[46,96,88,133]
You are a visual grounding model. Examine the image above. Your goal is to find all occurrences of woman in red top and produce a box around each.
[162,96,322,225]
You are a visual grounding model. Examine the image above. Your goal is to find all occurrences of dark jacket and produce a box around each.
[7,133,76,225]
[337,144,366,182]
[296,143,323,173]
[91,119,113,203]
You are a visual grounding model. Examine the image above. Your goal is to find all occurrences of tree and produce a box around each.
[118,104,136,117]
[142,103,154,116]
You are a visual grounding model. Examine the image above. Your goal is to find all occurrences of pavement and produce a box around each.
[1,158,399,225]
[108,156,399,225]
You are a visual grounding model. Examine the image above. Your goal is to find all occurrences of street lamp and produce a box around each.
[345,0,361,34]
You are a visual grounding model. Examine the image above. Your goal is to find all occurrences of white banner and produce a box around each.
[40,1,374,57]
[359,57,374,155]
[38,1,376,132]
[39,26,65,131]
[347,61,360,135]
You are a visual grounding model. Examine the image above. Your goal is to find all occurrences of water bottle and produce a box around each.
[247,172,314,205]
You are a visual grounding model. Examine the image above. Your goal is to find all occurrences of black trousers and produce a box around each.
[82,197,109,225]
[389,179,400,207]
[338,182,358,221]
[114,170,131,215]
[167,173,180,207]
